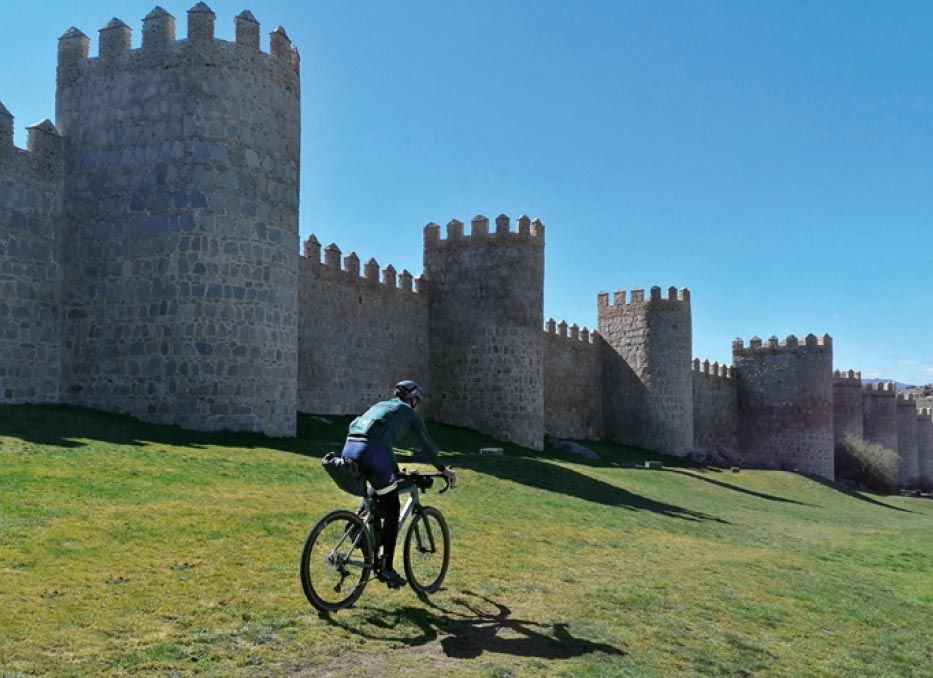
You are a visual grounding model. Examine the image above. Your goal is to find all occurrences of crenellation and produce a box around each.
[187,3,216,43]
[0,101,12,152]
[546,318,556,333]
[343,251,360,277]
[570,323,579,340]
[302,234,320,261]
[558,320,568,337]
[235,10,260,50]
[517,214,531,235]
[447,219,464,240]
[142,7,176,50]
[364,257,379,284]
[98,18,132,59]
[602,286,690,308]
[471,215,489,237]
[382,264,397,288]
[323,243,341,268]
[26,120,64,178]
[422,214,545,251]
[399,269,413,292]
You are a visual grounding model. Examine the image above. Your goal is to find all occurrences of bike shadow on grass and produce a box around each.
[319,590,626,662]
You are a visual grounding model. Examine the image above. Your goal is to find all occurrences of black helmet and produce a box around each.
[395,380,424,401]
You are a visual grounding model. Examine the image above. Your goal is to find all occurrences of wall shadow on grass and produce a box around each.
[449,452,728,523]
[665,469,817,507]
[801,474,916,514]
[0,404,346,456]
[322,590,626,662]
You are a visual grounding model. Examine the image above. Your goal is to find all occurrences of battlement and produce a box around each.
[423,214,545,251]
[919,408,932,419]
[597,286,690,311]
[732,333,832,356]
[862,382,897,396]
[833,369,862,386]
[897,392,916,406]
[544,318,599,345]
[692,358,734,380]
[0,104,63,177]
[57,5,299,79]
[301,234,426,296]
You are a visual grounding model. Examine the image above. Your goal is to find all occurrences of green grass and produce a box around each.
[1,405,931,676]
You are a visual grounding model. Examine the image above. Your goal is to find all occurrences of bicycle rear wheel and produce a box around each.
[403,505,450,595]
[300,509,373,612]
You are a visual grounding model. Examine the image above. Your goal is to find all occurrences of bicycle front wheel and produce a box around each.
[403,505,450,595]
[300,509,373,612]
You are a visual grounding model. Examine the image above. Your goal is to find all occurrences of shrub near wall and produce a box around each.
[835,435,900,493]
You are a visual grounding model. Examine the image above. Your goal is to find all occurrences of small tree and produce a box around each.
[835,435,900,493]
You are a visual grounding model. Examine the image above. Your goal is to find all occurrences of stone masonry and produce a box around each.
[895,394,919,486]
[862,383,898,454]
[0,5,924,484]
[917,408,933,487]
[833,370,864,443]
[732,335,835,480]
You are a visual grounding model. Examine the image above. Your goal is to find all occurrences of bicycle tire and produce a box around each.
[403,505,450,595]
[300,509,373,612]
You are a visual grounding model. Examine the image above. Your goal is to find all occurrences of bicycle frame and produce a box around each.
[357,471,448,562]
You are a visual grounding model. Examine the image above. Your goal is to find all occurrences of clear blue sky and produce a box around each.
[2,1,931,383]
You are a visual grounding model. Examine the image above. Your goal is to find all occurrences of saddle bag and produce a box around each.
[321,451,366,496]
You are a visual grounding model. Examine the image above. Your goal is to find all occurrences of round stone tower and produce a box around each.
[55,6,300,435]
[423,214,544,450]
[832,369,863,444]
[862,383,898,453]
[732,334,834,480]
[597,286,693,455]
[895,394,919,487]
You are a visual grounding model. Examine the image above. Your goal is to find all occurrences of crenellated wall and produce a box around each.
[0,111,64,404]
[297,235,429,415]
[55,6,300,436]
[423,215,545,450]
[598,287,693,455]
[917,408,933,487]
[833,370,863,443]
[862,383,898,454]
[895,394,919,486]
[692,358,737,452]
[2,6,926,473]
[733,334,834,480]
[543,319,603,440]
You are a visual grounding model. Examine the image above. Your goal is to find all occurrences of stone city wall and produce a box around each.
[917,408,933,487]
[598,287,693,455]
[895,394,919,486]
[423,215,545,450]
[733,335,834,480]
[55,7,300,436]
[0,111,64,404]
[691,358,737,452]
[543,319,603,440]
[862,383,898,453]
[833,370,863,443]
[297,236,429,415]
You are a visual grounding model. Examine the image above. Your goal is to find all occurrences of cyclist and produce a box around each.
[341,380,453,588]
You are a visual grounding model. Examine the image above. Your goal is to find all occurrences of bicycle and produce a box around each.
[300,469,454,612]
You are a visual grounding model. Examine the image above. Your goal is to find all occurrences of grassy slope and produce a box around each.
[0,405,931,677]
